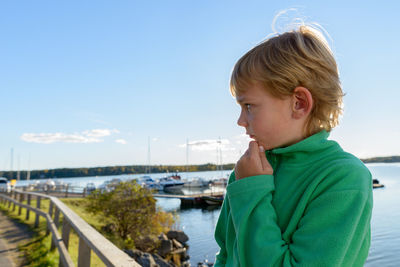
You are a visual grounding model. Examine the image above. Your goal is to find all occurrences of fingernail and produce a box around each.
[259,146,264,152]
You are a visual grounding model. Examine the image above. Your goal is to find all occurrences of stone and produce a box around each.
[172,238,183,249]
[158,239,173,257]
[152,253,175,267]
[166,230,189,244]
[159,232,168,241]
[124,249,158,267]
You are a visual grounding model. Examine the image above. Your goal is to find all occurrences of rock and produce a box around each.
[166,230,189,244]
[152,253,175,267]
[172,238,183,249]
[197,259,213,267]
[159,233,168,241]
[124,249,158,267]
[158,239,173,257]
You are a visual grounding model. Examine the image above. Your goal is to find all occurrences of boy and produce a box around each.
[214,25,373,266]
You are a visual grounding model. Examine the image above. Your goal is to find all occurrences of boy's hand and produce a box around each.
[235,141,273,180]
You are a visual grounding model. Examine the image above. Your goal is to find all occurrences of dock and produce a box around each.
[153,192,224,206]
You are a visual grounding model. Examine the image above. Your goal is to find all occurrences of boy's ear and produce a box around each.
[291,87,313,119]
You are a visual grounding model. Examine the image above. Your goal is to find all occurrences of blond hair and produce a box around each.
[230,25,343,136]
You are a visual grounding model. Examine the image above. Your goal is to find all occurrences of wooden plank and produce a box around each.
[34,196,41,228]
[51,208,60,250]
[61,219,71,250]
[26,194,31,220]
[47,201,54,235]
[18,193,23,215]
[49,201,54,218]
[12,192,16,211]
[78,237,91,267]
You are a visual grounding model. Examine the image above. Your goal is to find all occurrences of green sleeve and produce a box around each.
[214,172,235,266]
[221,171,372,266]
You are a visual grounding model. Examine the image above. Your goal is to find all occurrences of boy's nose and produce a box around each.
[237,111,248,127]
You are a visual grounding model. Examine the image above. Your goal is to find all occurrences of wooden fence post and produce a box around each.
[12,192,17,211]
[61,218,71,249]
[51,208,60,250]
[18,193,24,215]
[78,237,91,267]
[59,218,71,265]
[26,194,31,220]
[34,196,41,228]
[49,201,54,218]
[7,191,12,208]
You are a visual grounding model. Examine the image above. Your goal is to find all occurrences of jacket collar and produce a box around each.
[266,130,341,166]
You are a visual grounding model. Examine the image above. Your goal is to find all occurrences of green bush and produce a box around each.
[86,180,174,252]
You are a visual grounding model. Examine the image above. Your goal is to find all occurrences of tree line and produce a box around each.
[1,155,399,180]
[361,156,400,164]
[0,163,235,180]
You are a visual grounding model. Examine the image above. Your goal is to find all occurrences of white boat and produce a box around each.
[98,178,122,192]
[203,195,224,205]
[183,177,210,188]
[158,176,184,192]
[135,176,163,191]
[211,177,228,187]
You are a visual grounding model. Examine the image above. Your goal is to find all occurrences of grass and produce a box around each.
[0,195,108,267]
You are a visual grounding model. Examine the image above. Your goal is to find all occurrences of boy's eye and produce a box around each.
[245,104,251,112]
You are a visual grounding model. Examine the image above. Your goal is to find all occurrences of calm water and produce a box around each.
[15,164,400,266]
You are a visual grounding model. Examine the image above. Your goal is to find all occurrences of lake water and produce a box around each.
[15,164,400,266]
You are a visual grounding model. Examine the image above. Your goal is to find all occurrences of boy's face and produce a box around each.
[236,83,300,150]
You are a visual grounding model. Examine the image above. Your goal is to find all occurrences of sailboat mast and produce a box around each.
[27,153,31,180]
[10,148,14,180]
[186,138,189,178]
[17,154,20,181]
[147,136,151,174]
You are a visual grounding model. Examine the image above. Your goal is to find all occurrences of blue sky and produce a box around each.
[1,1,400,171]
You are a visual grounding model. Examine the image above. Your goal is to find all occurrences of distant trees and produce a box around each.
[361,156,400,163]
[86,180,174,251]
[0,163,236,180]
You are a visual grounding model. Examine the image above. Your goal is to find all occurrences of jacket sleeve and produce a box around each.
[214,172,235,267]
[218,170,372,266]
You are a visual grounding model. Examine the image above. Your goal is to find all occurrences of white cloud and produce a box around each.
[115,139,127,145]
[179,139,231,151]
[82,129,119,137]
[21,129,119,144]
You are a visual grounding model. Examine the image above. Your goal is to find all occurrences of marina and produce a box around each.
[3,165,399,265]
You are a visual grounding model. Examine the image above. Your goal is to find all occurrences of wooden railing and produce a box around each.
[0,189,140,267]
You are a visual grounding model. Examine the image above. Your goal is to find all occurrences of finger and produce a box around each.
[248,141,259,157]
[258,145,270,171]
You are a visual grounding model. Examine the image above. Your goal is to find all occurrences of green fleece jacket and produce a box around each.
[214,130,373,267]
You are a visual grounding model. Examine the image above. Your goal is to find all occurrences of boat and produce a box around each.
[85,183,97,194]
[98,178,122,193]
[135,176,163,191]
[158,176,184,192]
[0,177,11,193]
[211,177,228,187]
[202,195,224,205]
[183,177,211,188]
[373,178,384,189]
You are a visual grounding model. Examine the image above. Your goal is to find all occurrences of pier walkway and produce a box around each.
[153,192,224,206]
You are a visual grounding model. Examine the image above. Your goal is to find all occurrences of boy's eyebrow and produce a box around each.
[236,96,247,104]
